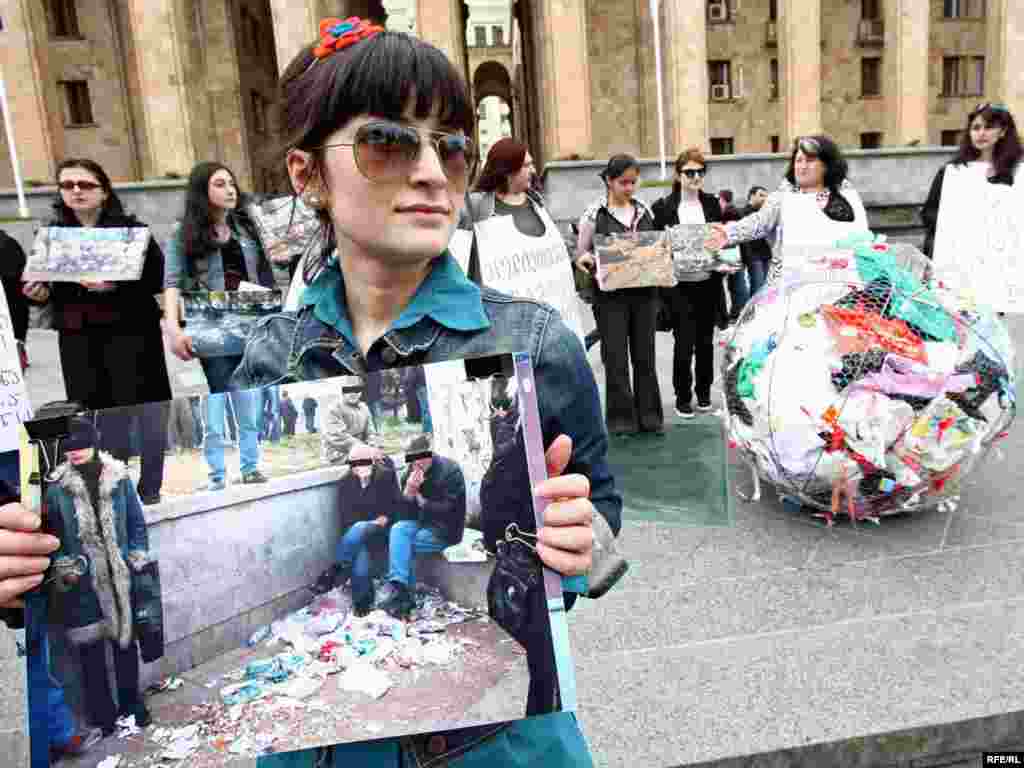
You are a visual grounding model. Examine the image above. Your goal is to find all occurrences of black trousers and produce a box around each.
[78,638,142,732]
[594,287,663,432]
[667,278,721,406]
[58,327,171,497]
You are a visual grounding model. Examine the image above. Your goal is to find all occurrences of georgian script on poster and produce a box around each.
[931,164,1024,313]
[0,289,33,451]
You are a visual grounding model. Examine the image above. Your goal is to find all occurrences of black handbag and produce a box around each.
[131,559,165,663]
[487,537,543,643]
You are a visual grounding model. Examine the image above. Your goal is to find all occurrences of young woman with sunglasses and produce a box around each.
[21,158,172,505]
[706,135,868,282]
[162,162,274,488]
[575,154,664,435]
[651,148,727,418]
[230,19,612,767]
[921,103,1022,259]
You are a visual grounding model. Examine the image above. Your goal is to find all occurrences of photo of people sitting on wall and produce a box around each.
[25,354,569,766]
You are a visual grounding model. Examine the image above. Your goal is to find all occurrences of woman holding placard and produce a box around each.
[706,136,868,282]
[651,147,726,419]
[920,103,1022,259]
[21,159,171,505]
[576,154,664,435]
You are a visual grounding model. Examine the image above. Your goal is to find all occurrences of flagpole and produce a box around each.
[650,0,667,180]
[0,71,31,218]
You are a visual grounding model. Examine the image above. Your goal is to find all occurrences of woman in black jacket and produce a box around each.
[575,154,664,435]
[0,228,30,370]
[651,148,727,419]
[22,159,171,504]
[921,102,1022,258]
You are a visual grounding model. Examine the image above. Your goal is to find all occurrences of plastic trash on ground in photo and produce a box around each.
[722,235,1016,524]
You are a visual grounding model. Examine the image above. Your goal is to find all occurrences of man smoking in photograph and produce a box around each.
[378,435,466,619]
[321,375,377,464]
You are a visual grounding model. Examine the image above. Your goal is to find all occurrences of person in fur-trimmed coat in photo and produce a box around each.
[46,417,154,737]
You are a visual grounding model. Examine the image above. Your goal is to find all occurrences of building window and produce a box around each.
[941,129,962,146]
[942,55,984,97]
[943,0,985,18]
[47,0,81,38]
[861,57,882,97]
[861,132,883,149]
[710,138,735,155]
[58,80,94,126]
[492,26,504,46]
[708,60,732,101]
[770,136,780,153]
[769,0,777,21]
[862,0,881,19]
[474,26,487,46]
[707,0,731,24]
[769,58,779,100]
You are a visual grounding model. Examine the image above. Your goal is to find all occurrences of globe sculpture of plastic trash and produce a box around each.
[721,233,1016,525]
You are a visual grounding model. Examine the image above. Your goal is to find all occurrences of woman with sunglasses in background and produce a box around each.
[651,148,727,418]
[706,135,868,283]
[22,158,171,505]
[921,103,1022,259]
[575,154,664,435]
[162,162,273,488]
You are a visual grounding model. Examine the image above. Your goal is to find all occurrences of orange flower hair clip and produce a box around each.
[313,17,384,59]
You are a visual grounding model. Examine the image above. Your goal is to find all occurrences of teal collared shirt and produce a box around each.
[299,252,491,344]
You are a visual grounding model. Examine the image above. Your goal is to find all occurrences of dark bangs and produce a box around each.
[285,32,475,153]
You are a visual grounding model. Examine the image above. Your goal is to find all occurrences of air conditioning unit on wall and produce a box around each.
[710,84,731,101]
[709,2,728,22]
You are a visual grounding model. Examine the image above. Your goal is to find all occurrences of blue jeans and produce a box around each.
[26,595,76,767]
[336,520,387,607]
[727,268,750,319]
[416,386,432,433]
[262,387,281,443]
[747,259,768,298]
[204,389,261,483]
[387,520,447,587]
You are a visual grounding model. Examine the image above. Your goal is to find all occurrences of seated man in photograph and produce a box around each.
[320,376,377,465]
[379,435,466,619]
[313,444,402,614]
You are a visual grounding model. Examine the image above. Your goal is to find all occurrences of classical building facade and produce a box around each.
[1,0,1023,192]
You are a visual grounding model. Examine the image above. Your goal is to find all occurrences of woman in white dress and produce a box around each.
[706,135,868,283]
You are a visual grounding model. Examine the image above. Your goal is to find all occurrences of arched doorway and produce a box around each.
[472,60,514,159]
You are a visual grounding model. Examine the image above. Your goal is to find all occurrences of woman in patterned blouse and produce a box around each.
[706,136,868,283]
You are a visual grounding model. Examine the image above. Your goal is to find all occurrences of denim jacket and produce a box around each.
[163,216,275,292]
[236,255,618,768]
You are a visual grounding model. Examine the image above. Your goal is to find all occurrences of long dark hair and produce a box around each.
[953,103,1023,179]
[277,31,476,284]
[784,135,848,191]
[51,158,125,225]
[180,162,253,263]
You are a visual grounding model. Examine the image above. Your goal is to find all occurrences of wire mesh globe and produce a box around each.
[722,238,1016,524]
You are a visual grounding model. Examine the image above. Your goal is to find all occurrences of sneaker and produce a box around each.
[353,598,373,618]
[134,705,153,728]
[242,470,269,484]
[675,403,695,419]
[379,581,414,620]
[696,399,714,412]
[52,727,103,759]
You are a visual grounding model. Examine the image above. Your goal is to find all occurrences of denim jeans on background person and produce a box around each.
[26,595,76,768]
[204,390,260,483]
[747,259,769,300]
[386,520,448,587]
[335,520,388,607]
[727,268,750,320]
[415,387,432,433]
[262,387,281,443]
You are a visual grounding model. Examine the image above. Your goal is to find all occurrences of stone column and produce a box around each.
[535,0,591,161]
[202,0,252,190]
[270,0,320,75]
[884,0,929,146]
[123,0,196,179]
[664,0,709,152]
[985,0,1024,120]
[0,0,62,185]
[417,0,467,80]
[779,0,821,145]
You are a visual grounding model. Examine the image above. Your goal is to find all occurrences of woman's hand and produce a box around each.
[534,435,594,577]
[575,254,596,274]
[80,280,115,292]
[22,282,50,303]
[166,326,195,361]
[706,223,729,252]
[374,515,389,527]
[0,502,60,609]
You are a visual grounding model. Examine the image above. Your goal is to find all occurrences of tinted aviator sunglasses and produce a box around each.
[319,121,478,184]
[58,180,102,192]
